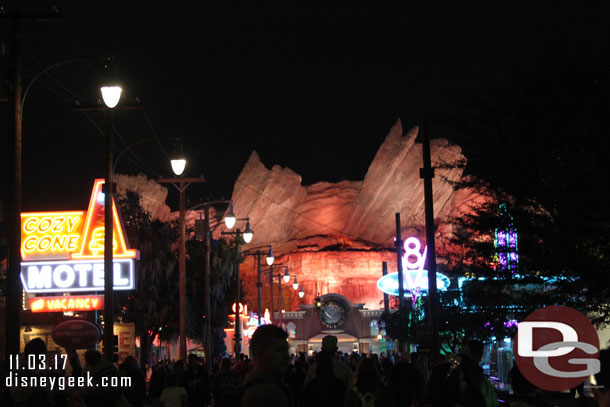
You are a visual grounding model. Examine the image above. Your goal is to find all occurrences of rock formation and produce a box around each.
[224,119,478,311]
[116,119,479,312]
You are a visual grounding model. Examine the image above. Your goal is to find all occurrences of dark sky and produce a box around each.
[2,2,609,212]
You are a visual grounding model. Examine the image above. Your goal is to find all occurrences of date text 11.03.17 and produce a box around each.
[8,354,68,371]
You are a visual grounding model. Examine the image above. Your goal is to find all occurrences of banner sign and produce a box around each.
[21,259,134,293]
[29,295,104,313]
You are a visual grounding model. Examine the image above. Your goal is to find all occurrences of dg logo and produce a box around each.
[514,305,600,391]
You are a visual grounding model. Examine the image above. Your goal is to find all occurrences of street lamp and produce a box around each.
[100,86,122,109]
[242,220,253,244]
[158,156,205,361]
[170,141,186,176]
[190,199,236,370]
[241,245,274,326]
[221,219,253,356]
[292,275,299,291]
[71,66,142,363]
[267,265,289,327]
[101,82,120,363]
[224,203,236,229]
[298,285,305,299]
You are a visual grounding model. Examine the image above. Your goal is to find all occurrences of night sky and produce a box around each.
[1,2,608,212]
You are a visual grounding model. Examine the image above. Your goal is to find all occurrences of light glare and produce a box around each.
[170,159,186,176]
[100,86,122,108]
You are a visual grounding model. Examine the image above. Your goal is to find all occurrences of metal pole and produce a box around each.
[5,10,22,358]
[278,274,283,328]
[269,269,274,325]
[395,213,405,307]
[203,205,212,370]
[382,262,390,313]
[234,230,242,356]
[103,110,115,362]
[420,120,440,366]
[179,182,186,361]
[257,254,262,325]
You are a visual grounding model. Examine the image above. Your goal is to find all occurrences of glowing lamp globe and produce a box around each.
[170,159,186,176]
[283,268,290,283]
[292,275,299,291]
[242,221,253,244]
[100,86,122,108]
[298,287,304,298]
[266,247,274,266]
[224,204,236,229]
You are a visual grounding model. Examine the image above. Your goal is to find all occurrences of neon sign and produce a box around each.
[29,295,104,313]
[21,180,137,262]
[20,259,134,293]
[21,212,85,261]
[72,179,137,259]
[376,237,450,300]
[20,180,138,294]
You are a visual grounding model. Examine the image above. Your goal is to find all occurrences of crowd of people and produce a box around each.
[1,327,609,407]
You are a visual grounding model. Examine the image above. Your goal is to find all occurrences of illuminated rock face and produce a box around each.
[118,120,478,311]
[222,119,479,311]
[115,174,172,221]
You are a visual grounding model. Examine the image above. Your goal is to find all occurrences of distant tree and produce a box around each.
[443,57,610,326]
[117,190,178,366]
[185,234,242,358]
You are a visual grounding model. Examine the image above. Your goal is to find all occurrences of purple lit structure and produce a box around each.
[494,204,518,273]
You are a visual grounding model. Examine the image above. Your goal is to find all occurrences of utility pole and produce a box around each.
[395,213,405,307]
[382,262,390,313]
[235,232,242,356]
[420,120,440,366]
[158,177,205,361]
[103,111,114,363]
[202,205,212,370]
[2,4,61,359]
[256,254,262,325]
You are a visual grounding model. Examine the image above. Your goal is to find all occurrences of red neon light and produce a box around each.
[29,295,104,313]
[72,179,137,259]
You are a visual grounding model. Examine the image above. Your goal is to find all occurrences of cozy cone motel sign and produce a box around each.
[20,179,138,297]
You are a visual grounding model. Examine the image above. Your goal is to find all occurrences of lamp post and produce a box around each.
[101,84,121,363]
[266,265,290,326]
[158,157,205,361]
[190,200,235,370]
[72,67,142,362]
[241,246,274,325]
[420,120,440,366]
[221,219,252,356]
[3,7,61,358]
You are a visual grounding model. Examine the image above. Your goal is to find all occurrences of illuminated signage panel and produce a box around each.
[377,270,450,296]
[20,179,138,262]
[71,179,137,259]
[20,259,134,293]
[377,237,450,298]
[29,295,104,312]
[21,212,85,261]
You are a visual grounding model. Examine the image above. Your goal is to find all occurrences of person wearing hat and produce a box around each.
[303,335,354,389]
